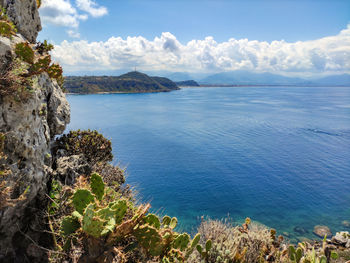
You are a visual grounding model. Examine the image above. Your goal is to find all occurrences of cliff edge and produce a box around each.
[0,0,70,261]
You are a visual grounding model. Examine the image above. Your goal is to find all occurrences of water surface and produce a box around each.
[67,86,350,241]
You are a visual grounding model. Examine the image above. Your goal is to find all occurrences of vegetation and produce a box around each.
[0,7,16,38]
[175,80,200,87]
[0,8,64,100]
[64,71,180,94]
[53,129,113,165]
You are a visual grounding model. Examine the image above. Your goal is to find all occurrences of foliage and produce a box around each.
[36,0,42,8]
[55,172,210,262]
[189,218,278,263]
[0,8,16,37]
[36,40,54,55]
[54,130,113,165]
[15,42,35,64]
[64,72,180,94]
[287,238,339,263]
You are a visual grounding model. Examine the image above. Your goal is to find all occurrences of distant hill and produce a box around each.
[64,71,180,94]
[166,72,194,82]
[312,74,350,86]
[175,80,200,87]
[200,71,310,85]
[200,71,350,86]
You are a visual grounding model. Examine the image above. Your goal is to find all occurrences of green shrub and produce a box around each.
[0,8,16,38]
[15,42,35,64]
[54,130,113,165]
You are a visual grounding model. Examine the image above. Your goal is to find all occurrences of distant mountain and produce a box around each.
[200,71,310,85]
[64,71,180,94]
[200,71,350,86]
[175,80,200,87]
[166,72,194,82]
[311,74,350,86]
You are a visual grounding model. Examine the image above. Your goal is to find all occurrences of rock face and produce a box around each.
[0,0,70,261]
[0,0,41,43]
[331,231,350,248]
[313,225,332,238]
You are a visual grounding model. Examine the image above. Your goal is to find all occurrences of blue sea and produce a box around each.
[67,86,350,242]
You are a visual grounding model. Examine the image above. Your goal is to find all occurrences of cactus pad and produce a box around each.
[191,233,200,248]
[72,189,95,214]
[90,173,105,200]
[169,217,177,229]
[82,204,104,238]
[61,215,80,236]
[173,233,190,251]
[144,214,161,229]
[134,225,164,256]
[162,215,171,226]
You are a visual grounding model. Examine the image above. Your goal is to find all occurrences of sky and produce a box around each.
[38,0,350,77]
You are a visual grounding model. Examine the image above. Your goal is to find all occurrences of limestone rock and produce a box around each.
[0,0,42,43]
[0,0,70,258]
[55,154,91,185]
[313,225,332,238]
[331,231,350,246]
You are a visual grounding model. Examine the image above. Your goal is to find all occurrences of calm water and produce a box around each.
[67,86,350,241]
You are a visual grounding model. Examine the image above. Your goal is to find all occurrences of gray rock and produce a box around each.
[0,1,70,257]
[55,154,91,185]
[342,220,350,228]
[331,231,349,246]
[313,225,332,238]
[1,0,42,43]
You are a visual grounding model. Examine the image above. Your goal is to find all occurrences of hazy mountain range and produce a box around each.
[65,70,350,86]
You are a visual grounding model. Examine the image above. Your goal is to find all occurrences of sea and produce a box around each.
[67,86,350,242]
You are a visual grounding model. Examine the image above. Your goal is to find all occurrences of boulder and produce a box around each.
[313,225,332,238]
[55,154,91,185]
[331,231,350,246]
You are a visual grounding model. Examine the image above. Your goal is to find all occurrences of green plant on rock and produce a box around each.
[59,172,210,262]
[54,130,113,165]
[36,40,54,55]
[288,241,339,263]
[15,42,35,64]
[36,0,42,8]
[0,8,16,38]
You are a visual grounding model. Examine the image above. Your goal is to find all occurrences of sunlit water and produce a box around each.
[67,86,350,242]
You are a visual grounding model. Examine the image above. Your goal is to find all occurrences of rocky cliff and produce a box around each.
[0,0,70,261]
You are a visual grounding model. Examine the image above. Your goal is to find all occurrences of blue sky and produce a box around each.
[39,0,350,76]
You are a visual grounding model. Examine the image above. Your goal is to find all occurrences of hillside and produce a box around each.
[175,80,200,86]
[64,71,180,94]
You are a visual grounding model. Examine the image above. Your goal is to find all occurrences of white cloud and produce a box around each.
[76,0,108,17]
[51,25,350,76]
[67,30,81,38]
[40,0,107,37]
[40,0,81,28]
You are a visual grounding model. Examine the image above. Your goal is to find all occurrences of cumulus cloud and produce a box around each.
[67,30,81,38]
[40,0,107,35]
[76,0,108,17]
[51,25,350,76]
[40,0,82,28]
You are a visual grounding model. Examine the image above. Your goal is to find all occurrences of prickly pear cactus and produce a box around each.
[90,172,104,200]
[144,213,161,229]
[61,215,81,236]
[82,204,105,238]
[134,224,164,257]
[173,233,190,251]
[72,189,95,214]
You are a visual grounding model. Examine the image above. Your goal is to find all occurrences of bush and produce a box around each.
[53,130,113,165]
[189,218,277,263]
